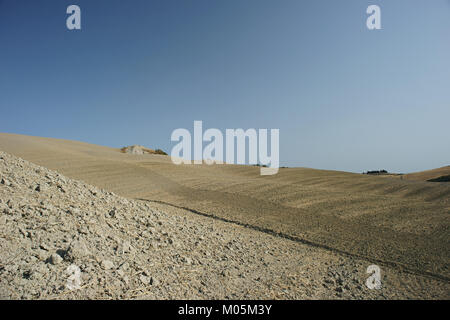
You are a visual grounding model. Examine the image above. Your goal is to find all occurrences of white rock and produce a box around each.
[101,260,114,270]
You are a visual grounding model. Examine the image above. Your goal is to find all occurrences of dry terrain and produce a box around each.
[0,133,449,299]
[403,166,450,182]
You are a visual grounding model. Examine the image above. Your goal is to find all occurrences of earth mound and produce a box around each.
[120,145,167,155]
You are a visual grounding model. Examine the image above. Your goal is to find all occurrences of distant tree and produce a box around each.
[365,170,389,175]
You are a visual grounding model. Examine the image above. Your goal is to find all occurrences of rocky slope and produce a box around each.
[0,151,448,299]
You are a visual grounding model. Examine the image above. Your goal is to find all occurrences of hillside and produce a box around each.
[0,132,449,290]
[403,166,450,182]
[4,150,449,299]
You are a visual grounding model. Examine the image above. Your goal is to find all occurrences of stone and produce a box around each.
[101,260,114,270]
[140,275,150,285]
[150,277,159,286]
[117,241,132,254]
[108,209,116,218]
[65,239,90,262]
[48,253,63,265]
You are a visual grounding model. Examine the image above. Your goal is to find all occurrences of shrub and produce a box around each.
[154,149,168,155]
[365,170,388,175]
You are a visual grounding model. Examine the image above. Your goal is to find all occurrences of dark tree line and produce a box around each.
[364,170,388,175]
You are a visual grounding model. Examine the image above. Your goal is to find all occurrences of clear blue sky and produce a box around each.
[1,0,449,173]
